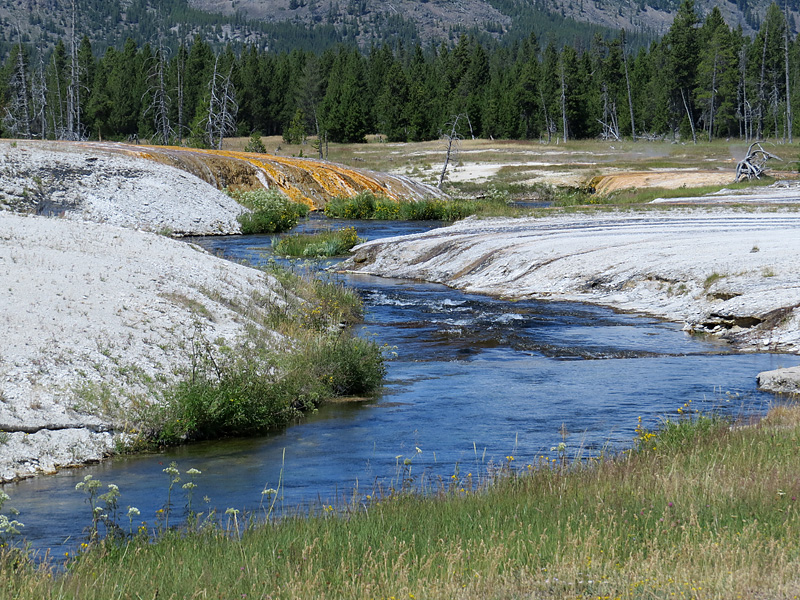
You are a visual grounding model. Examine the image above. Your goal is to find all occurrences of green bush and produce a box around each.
[156,330,384,443]
[324,191,380,219]
[227,189,310,234]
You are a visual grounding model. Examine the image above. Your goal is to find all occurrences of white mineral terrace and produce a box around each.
[342,207,800,389]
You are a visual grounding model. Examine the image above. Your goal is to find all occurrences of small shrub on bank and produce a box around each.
[144,263,383,444]
[273,227,364,257]
[227,189,310,234]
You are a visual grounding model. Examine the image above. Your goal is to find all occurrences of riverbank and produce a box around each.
[341,207,800,386]
[3,404,799,599]
[0,140,246,235]
[0,212,297,481]
[0,140,398,482]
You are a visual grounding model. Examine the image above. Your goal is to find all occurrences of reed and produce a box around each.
[323,190,520,221]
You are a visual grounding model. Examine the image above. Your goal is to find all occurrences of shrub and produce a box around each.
[227,189,310,234]
[243,132,266,153]
[146,264,383,444]
[324,191,380,219]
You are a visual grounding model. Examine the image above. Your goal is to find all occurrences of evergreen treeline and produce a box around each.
[1,0,799,148]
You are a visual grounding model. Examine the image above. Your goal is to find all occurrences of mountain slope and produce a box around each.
[0,0,793,61]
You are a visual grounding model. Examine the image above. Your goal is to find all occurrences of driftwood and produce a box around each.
[735,141,782,182]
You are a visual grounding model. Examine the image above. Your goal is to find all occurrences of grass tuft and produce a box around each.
[273,227,364,257]
[324,190,520,221]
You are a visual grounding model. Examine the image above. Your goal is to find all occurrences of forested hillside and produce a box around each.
[1,1,798,146]
[1,0,797,61]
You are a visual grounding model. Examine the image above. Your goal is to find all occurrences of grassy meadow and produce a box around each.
[2,404,800,599]
[223,136,797,212]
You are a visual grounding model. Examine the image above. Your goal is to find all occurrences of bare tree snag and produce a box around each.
[438,114,464,189]
[735,141,782,182]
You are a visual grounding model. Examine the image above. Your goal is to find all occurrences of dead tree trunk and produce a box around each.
[735,141,782,182]
[560,62,568,142]
[438,114,464,189]
[708,51,718,142]
[206,56,238,150]
[66,0,81,140]
[32,56,47,139]
[784,0,793,143]
[540,89,552,143]
[757,17,769,140]
[680,88,697,144]
[3,31,32,139]
[145,46,173,145]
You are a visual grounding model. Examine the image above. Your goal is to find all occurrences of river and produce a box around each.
[1,215,792,554]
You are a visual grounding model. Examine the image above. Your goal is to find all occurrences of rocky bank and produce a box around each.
[342,208,800,393]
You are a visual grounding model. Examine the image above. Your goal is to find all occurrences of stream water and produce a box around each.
[2,215,793,554]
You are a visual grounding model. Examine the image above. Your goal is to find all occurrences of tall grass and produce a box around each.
[273,227,364,257]
[323,190,530,221]
[228,188,310,234]
[4,405,800,599]
[138,262,384,445]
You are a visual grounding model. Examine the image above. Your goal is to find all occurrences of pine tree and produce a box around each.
[106,38,142,138]
[697,7,738,140]
[666,0,700,142]
[320,48,369,143]
[752,3,788,139]
[376,60,410,141]
[85,52,113,140]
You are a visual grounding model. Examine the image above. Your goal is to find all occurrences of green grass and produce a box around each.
[273,227,364,257]
[4,405,800,599]
[227,188,311,234]
[324,190,523,221]
[133,262,384,446]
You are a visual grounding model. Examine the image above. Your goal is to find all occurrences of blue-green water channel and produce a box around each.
[2,215,793,554]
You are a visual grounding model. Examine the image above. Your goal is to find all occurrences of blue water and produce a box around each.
[2,215,792,554]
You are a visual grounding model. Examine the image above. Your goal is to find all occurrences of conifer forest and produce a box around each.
[1,0,799,148]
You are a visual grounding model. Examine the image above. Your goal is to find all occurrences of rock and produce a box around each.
[757,366,800,395]
[0,140,245,236]
[0,212,289,482]
[342,210,800,353]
